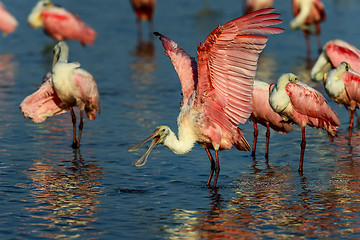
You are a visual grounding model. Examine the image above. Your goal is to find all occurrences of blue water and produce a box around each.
[0,0,360,239]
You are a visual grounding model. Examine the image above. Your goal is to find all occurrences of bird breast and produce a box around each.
[269,86,290,114]
[52,62,81,103]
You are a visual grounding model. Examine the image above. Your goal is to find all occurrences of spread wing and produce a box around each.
[20,72,66,123]
[154,32,198,100]
[196,8,283,129]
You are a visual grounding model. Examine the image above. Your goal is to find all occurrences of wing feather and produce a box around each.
[154,32,198,100]
[196,8,283,129]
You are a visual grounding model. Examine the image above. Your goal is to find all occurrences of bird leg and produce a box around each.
[315,23,322,54]
[252,122,258,157]
[77,110,84,148]
[349,109,354,145]
[299,128,306,172]
[206,148,216,187]
[70,107,78,149]
[213,150,220,188]
[303,31,311,59]
[265,122,270,158]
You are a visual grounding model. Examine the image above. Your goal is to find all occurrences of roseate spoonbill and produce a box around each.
[28,0,97,46]
[130,0,156,37]
[0,2,17,35]
[250,80,293,158]
[290,0,326,56]
[128,9,284,187]
[269,73,340,172]
[311,39,360,82]
[324,62,360,144]
[244,0,274,14]
[20,41,100,148]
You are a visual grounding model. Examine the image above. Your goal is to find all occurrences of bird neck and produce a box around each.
[163,123,197,155]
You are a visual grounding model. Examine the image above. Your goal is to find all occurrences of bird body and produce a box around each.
[130,0,156,38]
[325,62,360,143]
[130,0,156,22]
[269,73,340,171]
[129,9,283,187]
[20,41,100,148]
[244,0,274,14]
[291,0,325,55]
[250,80,293,157]
[28,0,97,45]
[0,2,18,35]
[311,39,360,82]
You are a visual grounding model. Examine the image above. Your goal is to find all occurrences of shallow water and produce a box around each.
[1,0,360,239]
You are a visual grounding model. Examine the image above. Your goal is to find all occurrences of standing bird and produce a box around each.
[311,39,360,82]
[324,62,360,144]
[20,41,100,148]
[128,9,284,187]
[290,0,326,56]
[130,0,156,38]
[244,0,274,14]
[269,73,340,172]
[250,80,293,158]
[0,2,18,35]
[28,0,97,46]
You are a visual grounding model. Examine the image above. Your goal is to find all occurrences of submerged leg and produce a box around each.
[69,107,78,149]
[206,149,216,187]
[77,110,84,148]
[349,109,354,145]
[299,128,306,172]
[265,122,270,158]
[315,24,322,54]
[213,150,221,188]
[252,122,258,157]
[303,31,311,58]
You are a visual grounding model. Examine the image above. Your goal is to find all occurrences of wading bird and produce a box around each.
[250,80,293,158]
[311,39,360,82]
[0,2,18,35]
[20,41,100,148]
[128,9,283,187]
[269,73,340,172]
[290,0,325,56]
[130,0,156,38]
[28,0,97,46]
[324,62,360,144]
[244,0,274,14]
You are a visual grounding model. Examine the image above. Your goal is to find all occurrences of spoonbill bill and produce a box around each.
[311,39,360,82]
[324,62,360,144]
[28,0,97,46]
[290,0,326,56]
[250,80,293,158]
[130,0,156,37]
[128,9,284,187]
[269,73,340,172]
[244,0,274,14]
[20,41,100,148]
[0,2,17,35]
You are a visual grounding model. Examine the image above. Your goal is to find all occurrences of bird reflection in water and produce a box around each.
[25,149,104,238]
[164,162,360,239]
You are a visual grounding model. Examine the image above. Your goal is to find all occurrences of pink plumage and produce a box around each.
[130,9,284,187]
[0,2,18,34]
[311,39,360,82]
[20,41,100,148]
[291,0,326,56]
[325,62,360,144]
[269,73,340,171]
[250,80,293,157]
[28,0,97,46]
[244,0,274,14]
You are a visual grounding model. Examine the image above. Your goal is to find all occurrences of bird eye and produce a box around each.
[345,63,350,71]
[162,128,165,132]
